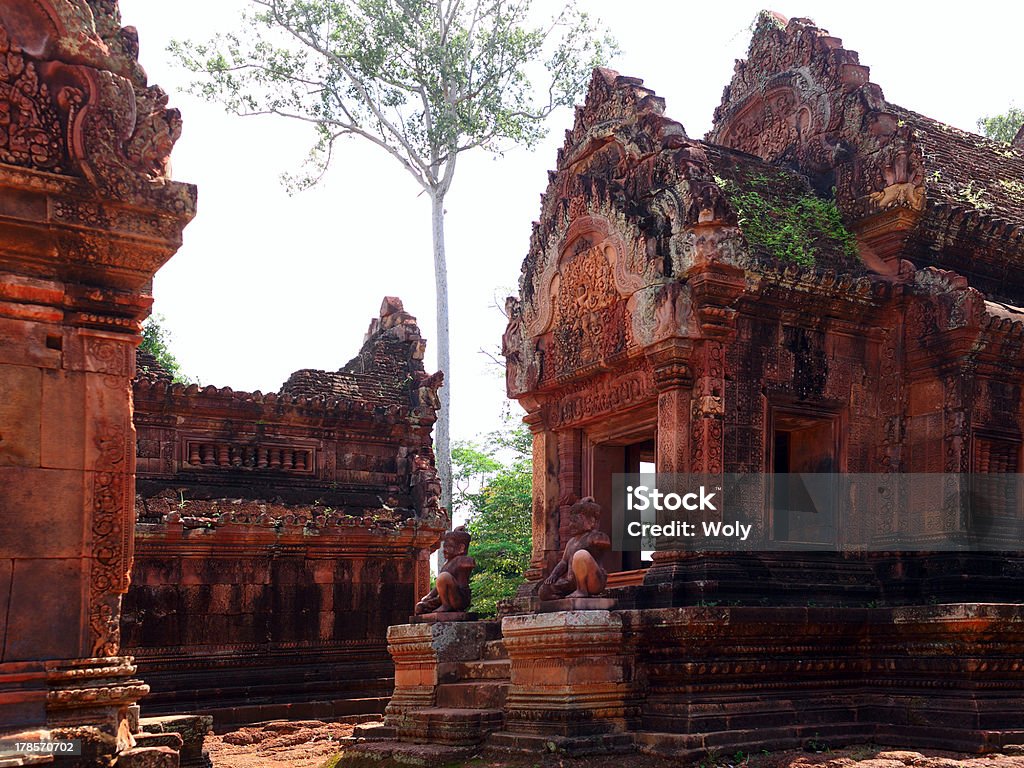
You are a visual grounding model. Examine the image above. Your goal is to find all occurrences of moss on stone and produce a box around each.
[715,173,860,268]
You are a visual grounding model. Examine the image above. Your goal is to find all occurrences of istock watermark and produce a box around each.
[611,473,1024,553]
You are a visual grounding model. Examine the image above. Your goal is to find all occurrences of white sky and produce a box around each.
[118,0,1023,446]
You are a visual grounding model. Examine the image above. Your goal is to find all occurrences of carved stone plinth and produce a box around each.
[384,622,498,719]
[45,657,149,733]
[496,611,637,741]
[411,612,478,624]
[538,598,616,612]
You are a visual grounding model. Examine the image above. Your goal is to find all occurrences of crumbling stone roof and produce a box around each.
[135,348,173,381]
[893,107,1024,222]
[135,297,441,421]
[708,12,1024,303]
[701,142,865,273]
[280,297,440,411]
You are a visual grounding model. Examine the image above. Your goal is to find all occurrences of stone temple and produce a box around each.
[124,297,446,727]
[374,12,1024,760]
[2,3,1024,766]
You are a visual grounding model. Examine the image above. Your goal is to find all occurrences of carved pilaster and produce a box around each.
[519,416,560,593]
[556,429,584,550]
[0,0,195,753]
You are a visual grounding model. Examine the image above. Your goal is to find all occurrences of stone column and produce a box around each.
[0,1,195,756]
[555,429,584,549]
[644,343,694,584]
[519,416,559,593]
[644,251,741,587]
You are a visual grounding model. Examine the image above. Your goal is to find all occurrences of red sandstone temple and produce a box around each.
[123,297,445,725]
[3,3,1024,765]
[374,13,1024,759]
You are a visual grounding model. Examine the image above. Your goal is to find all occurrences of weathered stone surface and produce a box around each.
[3,559,85,662]
[538,598,616,612]
[0,365,41,467]
[0,469,85,560]
[498,611,636,738]
[123,299,446,724]
[412,612,478,624]
[112,746,179,768]
[0,1,198,764]
[139,716,212,768]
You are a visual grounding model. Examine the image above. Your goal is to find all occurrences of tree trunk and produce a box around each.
[430,192,452,524]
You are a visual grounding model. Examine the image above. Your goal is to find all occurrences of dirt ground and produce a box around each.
[205,719,359,768]
[205,719,1024,768]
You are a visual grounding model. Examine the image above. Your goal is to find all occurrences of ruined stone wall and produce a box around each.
[122,299,446,724]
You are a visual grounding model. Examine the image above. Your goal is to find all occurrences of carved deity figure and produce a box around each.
[415,526,475,614]
[539,497,611,600]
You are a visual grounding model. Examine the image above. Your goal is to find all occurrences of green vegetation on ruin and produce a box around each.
[714,173,860,268]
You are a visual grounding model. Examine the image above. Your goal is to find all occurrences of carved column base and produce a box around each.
[498,611,637,739]
[45,657,148,733]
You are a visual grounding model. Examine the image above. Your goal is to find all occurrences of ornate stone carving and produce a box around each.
[0,25,66,172]
[89,419,129,657]
[542,363,656,429]
[710,14,927,223]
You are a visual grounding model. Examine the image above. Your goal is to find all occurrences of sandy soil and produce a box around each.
[205,719,1024,768]
[205,720,357,768]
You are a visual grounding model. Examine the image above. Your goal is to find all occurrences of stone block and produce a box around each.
[139,715,212,768]
[538,597,616,612]
[40,369,85,470]
[0,317,62,370]
[411,611,477,624]
[500,610,637,737]
[434,681,508,709]
[4,558,84,662]
[112,746,179,767]
[0,469,85,559]
[133,732,183,751]
[0,364,41,467]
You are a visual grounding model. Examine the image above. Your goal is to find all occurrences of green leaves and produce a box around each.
[140,315,192,384]
[452,420,532,617]
[977,107,1024,144]
[170,0,617,196]
[717,174,859,268]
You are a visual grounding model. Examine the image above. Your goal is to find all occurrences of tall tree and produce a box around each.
[171,0,615,513]
[978,107,1024,144]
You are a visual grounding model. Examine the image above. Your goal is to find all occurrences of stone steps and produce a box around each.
[481,639,507,660]
[399,707,504,746]
[435,681,509,709]
[635,722,871,759]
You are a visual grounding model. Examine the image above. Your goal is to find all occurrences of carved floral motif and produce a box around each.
[0,26,66,172]
[89,420,129,657]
